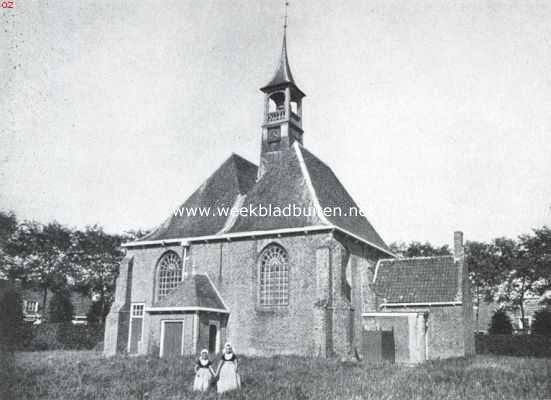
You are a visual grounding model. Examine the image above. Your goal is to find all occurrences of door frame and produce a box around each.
[159,319,185,358]
[128,303,145,354]
[208,321,221,354]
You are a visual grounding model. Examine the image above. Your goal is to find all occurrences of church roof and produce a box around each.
[129,144,392,257]
[373,256,461,304]
[140,153,258,242]
[149,273,227,312]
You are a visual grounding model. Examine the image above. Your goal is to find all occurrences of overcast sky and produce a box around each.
[1,0,550,246]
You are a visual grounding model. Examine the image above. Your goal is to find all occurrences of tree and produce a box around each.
[466,240,508,331]
[389,241,451,258]
[494,237,542,331]
[531,309,551,336]
[519,226,551,294]
[48,289,74,323]
[8,221,74,311]
[488,309,513,335]
[0,211,23,282]
[0,284,24,351]
[71,225,125,327]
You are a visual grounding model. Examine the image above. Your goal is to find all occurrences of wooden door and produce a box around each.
[162,321,183,357]
[129,318,143,354]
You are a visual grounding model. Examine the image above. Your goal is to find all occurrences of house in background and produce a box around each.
[20,287,93,325]
[363,232,475,363]
[475,296,548,333]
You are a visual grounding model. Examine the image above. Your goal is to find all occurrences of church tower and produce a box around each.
[259,30,306,177]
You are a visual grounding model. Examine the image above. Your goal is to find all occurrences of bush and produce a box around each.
[28,323,103,351]
[0,285,24,351]
[488,309,513,335]
[476,333,551,357]
[48,290,74,323]
[531,308,551,336]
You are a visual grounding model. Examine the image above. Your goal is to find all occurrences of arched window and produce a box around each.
[156,251,182,300]
[259,244,289,306]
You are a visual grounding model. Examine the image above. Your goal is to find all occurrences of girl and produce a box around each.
[215,342,241,393]
[193,349,215,392]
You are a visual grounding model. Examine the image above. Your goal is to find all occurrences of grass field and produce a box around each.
[1,351,550,400]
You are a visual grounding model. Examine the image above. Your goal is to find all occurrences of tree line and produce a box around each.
[0,211,148,326]
[391,226,551,329]
[1,209,549,328]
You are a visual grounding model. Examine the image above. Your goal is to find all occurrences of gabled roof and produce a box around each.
[373,256,461,304]
[127,145,391,256]
[141,154,258,241]
[149,274,227,312]
[300,147,389,252]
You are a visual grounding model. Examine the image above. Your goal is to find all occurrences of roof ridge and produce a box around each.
[293,143,332,227]
[380,255,454,262]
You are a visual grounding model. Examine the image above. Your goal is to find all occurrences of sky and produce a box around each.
[1,0,550,246]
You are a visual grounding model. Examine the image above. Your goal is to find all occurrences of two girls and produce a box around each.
[192,343,241,394]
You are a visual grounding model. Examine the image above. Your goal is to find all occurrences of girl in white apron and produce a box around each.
[215,342,241,393]
[193,349,215,392]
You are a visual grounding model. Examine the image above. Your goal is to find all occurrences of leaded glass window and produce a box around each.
[259,244,289,306]
[157,252,182,300]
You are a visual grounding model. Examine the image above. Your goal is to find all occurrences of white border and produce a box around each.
[122,225,332,247]
[293,142,332,225]
[362,312,425,317]
[123,225,395,258]
[146,306,229,314]
[205,272,230,311]
[380,301,462,307]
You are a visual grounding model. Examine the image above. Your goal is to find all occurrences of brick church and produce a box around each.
[104,30,474,363]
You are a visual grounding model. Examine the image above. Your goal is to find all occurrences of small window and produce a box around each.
[24,300,38,314]
[131,303,144,317]
[259,244,289,306]
[157,251,182,300]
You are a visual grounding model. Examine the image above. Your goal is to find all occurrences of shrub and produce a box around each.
[476,333,551,357]
[531,308,551,336]
[28,323,103,351]
[48,290,74,323]
[488,309,513,335]
[0,285,24,351]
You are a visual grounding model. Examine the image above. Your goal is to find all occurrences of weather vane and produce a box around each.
[284,1,289,31]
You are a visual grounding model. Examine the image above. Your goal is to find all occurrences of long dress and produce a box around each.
[217,353,241,394]
[193,358,212,392]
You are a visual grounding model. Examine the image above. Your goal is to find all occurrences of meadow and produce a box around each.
[1,351,550,400]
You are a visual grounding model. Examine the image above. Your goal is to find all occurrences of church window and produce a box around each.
[157,251,182,300]
[259,244,289,306]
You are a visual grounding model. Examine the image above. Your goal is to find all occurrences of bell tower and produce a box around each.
[259,24,306,177]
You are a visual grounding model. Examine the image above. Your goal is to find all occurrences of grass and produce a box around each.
[1,351,550,400]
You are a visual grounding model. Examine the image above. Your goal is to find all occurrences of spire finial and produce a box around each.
[284,1,289,32]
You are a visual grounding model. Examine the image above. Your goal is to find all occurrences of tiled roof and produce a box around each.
[141,154,258,241]
[300,147,389,253]
[226,146,324,233]
[374,256,460,304]
[130,145,391,256]
[151,274,226,311]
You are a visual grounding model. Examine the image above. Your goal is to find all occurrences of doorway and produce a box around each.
[161,320,184,357]
[208,324,218,354]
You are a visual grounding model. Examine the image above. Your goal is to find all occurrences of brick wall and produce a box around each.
[105,231,387,358]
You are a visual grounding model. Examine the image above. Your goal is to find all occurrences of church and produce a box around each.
[104,29,474,363]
